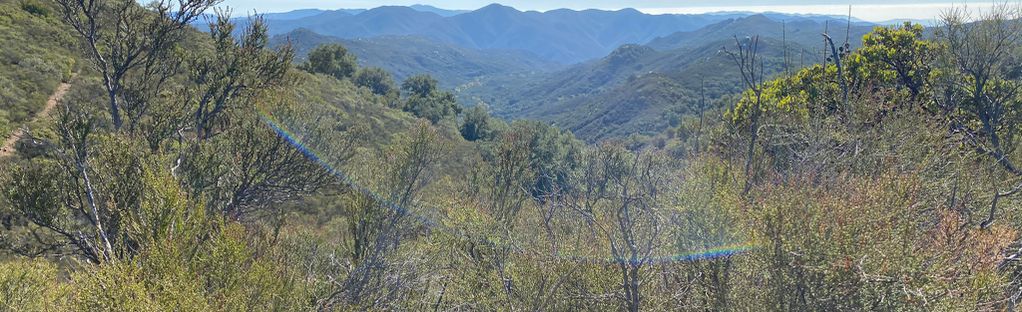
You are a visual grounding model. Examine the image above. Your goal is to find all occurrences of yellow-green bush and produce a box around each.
[0,259,67,310]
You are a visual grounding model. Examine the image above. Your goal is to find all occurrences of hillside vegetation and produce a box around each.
[470,15,873,141]
[1,1,1022,311]
[272,28,558,89]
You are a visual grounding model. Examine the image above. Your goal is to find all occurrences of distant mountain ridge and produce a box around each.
[252,4,466,21]
[227,4,880,65]
[647,14,875,51]
[250,5,882,141]
[254,4,755,64]
[462,14,876,141]
[408,4,470,17]
[702,11,873,25]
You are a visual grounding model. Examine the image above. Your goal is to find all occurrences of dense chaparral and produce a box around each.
[0,0,1022,311]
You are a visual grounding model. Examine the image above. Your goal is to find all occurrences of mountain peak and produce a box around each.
[356,5,444,20]
[606,44,655,66]
[740,14,775,24]
[744,13,768,20]
[410,4,442,10]
[366,6,421,13]
[409,4,468,17]
[477,3,519,13]
[616,8,642,15]
[285,28,329,39]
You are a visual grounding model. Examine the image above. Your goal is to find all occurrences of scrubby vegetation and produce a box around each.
[1,0,1022,311]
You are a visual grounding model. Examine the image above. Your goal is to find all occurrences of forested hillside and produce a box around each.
[469,14,873,141]
[646,14,873,51]
[272,28,558,89]
[2,0,1022,311]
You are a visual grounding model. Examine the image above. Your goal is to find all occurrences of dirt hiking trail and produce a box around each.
[0,80,72,157]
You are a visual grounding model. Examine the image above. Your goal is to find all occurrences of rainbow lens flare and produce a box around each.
[258,106,756,263]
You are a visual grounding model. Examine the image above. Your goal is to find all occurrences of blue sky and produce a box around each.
[216,1,996,22]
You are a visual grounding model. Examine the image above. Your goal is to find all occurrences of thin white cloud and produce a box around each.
[639,2,1001,22]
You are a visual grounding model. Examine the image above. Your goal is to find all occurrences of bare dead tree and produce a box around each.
[782,21,790,76]
[321,122,448,309]
[188,12,293,140]
[822,28,859,167]
[695,79,707,153]
[490,130,535,308]
[58,109,114,263]
[6,107,122,263]
[563,145,673,312]
[490,130,534,228]
[822,33,850,117]
[936,4,1022,228]
[722,35,765,195]
[56,0,221,130]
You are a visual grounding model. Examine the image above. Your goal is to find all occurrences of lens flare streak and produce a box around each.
[259,112,436,227]
[654,243,756,263]
[258,108,754,263]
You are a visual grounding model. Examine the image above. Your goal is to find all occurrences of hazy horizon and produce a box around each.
[215,1,1002,22]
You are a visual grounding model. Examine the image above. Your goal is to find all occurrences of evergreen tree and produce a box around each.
[302,44,358,80]
[401,74,460,123]
[354,66,397,97]
[460,104,492,141]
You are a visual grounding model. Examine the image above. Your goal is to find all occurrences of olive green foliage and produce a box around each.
[402,74,439,98]
[933,6,1022,229]
[18,0,50,17]
[66,223,320,310]
[1,2,356,310]
[510,120,581,198]
[459,104,492,141]
[186,13,294,140]
[354,66,398,98]
[301,43,358,80]
[401,74,461,123]
[292,73,414,147]
[706,16,1022,310]
[857,22,936,98]
[6,2,1022,311]
[0,259,67,310]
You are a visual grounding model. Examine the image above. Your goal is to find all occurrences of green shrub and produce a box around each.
[18,0,50,17]
[0,259,66,310]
